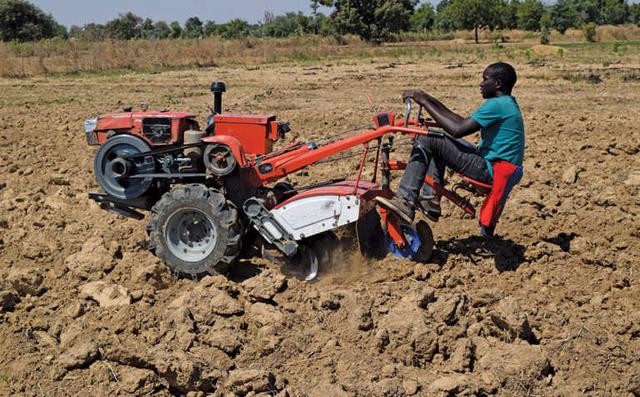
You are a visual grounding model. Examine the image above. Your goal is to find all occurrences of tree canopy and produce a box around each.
[0,0,57,41]
[410,3,436,32]
[442,0,506,43]
[322,0,418,42]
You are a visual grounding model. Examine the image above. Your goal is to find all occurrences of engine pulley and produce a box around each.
[94,135,155,199]
[203,144,237,176]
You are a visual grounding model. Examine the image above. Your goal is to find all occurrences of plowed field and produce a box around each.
[0,54,639,396]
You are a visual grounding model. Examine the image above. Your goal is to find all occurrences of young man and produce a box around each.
[377,62,524,236]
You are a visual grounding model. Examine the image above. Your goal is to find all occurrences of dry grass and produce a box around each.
[1,25,640,78]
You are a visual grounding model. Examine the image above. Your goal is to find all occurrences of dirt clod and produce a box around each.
[64,237,120,280]
[56,339,99,370]
[223,369,277,395]
[241,269,286,302]
[79,281,131,308]
[7,267,44,296]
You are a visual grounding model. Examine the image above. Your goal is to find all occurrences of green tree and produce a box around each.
[503,0,519,29]
[183,16,203,38]
[203,20,217,36]
[551,0,579,34]
[323,0,418,42]
[219,18,252,39]
[446,0,505,43]
[140,18,154,39]
[311,0,321,15]
[0,0,57,42]
[260,12,302,37]
[601,0,628,25]
[630,3,640,25]
[571,0,600,24]
[169,21,182,38]
[410,3,435,32]
[68,24,82,38]
[153,21,170,39]
[54,22,68,39]
[435,0,456,31]
[105,12,142,40]
[516,0,545,31]
[79,23,106,41]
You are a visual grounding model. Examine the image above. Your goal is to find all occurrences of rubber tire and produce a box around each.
[147,184,242,277]
[413,220,435,263]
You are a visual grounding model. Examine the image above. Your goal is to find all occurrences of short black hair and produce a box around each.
[487,62,517,93]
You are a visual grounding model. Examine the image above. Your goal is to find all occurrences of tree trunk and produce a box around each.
[475,26,479,44]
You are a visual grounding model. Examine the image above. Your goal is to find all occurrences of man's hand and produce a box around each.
[402,89,429,104]
[400,88,480,138]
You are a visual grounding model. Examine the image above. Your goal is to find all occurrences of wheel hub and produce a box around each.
[165,208,217,262]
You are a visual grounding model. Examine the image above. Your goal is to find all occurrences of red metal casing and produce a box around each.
[94,112,197,146]
[213,114,277,156]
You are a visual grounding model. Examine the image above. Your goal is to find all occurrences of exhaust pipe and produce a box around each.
[210,81,226,115]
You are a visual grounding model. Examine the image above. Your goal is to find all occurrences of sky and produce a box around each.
[30,0,438,27]
[29,0,640,28]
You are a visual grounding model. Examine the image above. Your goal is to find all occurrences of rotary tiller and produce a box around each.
[86,82,491,280]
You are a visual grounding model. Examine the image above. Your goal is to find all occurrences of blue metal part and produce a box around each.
[387,223,422,259]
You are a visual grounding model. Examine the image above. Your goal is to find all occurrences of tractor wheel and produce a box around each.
[387,220,434,263]
[412,220,434,263]
[147,184,242,277]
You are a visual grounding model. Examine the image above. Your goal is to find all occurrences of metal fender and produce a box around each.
[202,135,247,167]
[270,194,361,240]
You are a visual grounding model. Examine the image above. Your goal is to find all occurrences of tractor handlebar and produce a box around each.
[404,98,412,128]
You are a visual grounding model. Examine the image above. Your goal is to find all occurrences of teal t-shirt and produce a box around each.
[470,95,525,177]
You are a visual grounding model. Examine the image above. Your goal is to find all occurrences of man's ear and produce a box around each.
[495,79,504,91]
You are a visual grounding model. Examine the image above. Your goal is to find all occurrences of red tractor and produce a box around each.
[86,82,491,280]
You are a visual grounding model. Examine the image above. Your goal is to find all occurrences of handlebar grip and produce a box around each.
[404,98,412,127]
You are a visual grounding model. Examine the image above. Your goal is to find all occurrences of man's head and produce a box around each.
[480,62,517,99]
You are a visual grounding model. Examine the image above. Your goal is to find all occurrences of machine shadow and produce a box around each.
[433,235,526,272]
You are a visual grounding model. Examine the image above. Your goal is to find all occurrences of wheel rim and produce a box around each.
[165,208,217,262]
[387,223,422,259]
[95,136,154,199]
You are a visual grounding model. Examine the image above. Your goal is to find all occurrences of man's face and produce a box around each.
[480,68,500,99]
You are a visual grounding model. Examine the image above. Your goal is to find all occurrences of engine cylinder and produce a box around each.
[184,130,205,160]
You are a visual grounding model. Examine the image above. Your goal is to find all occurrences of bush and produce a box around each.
[582,22,597,42]
[540,13,551,44]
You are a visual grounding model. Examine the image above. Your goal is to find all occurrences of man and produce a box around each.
[377,62,524,236]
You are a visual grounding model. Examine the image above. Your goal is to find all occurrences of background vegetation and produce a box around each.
[0,0,639,77]
[2,0,639,43]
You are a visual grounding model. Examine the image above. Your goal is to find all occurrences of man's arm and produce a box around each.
[403,89,480,139]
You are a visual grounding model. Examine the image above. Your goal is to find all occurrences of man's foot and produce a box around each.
[375,196,415,224]
[418,196,441,222]
[480,224,495,237]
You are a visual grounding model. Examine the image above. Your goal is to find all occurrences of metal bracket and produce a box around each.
[89,193,147,220]
[243,197,298,257]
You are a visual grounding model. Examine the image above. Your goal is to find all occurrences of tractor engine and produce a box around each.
[85,82,288,204]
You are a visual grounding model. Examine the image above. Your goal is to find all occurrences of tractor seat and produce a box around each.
[456,173,492,196]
